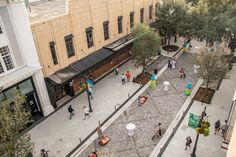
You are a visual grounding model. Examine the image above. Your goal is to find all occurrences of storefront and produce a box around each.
[0,77,43,121]
[46,36,133,108]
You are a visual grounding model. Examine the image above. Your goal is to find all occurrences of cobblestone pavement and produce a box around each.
[79,53,199,157]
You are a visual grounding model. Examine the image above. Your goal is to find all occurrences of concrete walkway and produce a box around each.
[78,52,199,157]
[160,64,236,157]
[29,37,185,157]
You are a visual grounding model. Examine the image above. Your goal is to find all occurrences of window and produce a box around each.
[0,46,14,74]
[18,79,34,94]
[0,26,2,33]
[49,41,58,65]
[149,5,153,19]
[103,21,109,40]
[64,34,75,58]
[155,3,158,17]
[117,16,123,34]
[130,12,134,28]
[140,8,144,23]
[86,27,94,48]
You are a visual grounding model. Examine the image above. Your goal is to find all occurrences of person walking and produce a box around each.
[180,67,186,78]
[185,136,192,150]
[125,71,131,83]
[214,120,221,134]
[121,73,126,85]
[221,120,228,138]
[83,106,90,120]
[168,58,172,68]
[68,105,75,119]
[114,67,119,76]
[87,85,93,100]
[171,59,176,69]
[151,123,162,140]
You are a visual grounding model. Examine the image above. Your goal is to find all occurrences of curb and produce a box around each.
[149,79,203,157]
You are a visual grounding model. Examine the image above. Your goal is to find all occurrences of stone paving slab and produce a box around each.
[78,53,199,157]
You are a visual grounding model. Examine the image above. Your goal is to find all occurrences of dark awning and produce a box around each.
[47,48,114,85]
[48,66,79,85]
[104,35,134,52]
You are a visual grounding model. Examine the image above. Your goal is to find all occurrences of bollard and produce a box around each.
[128,93,130,98]
[124,110,127,116]
[98,120,101,126]
[114,105,117,111]
[79,138,82,143]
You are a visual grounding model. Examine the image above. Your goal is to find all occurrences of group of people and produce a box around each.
[114,67,132,85]
[214,119,228,137]
[68,105,90,120]
[168,57,177,69]
[121,71,132,85]
[168,58,186,79]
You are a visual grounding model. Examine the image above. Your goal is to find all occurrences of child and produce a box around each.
[121,73,126,85]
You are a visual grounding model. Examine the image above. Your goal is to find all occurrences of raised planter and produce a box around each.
[133,72,152,85]
[193,87,215,104]
[162,45,179,52]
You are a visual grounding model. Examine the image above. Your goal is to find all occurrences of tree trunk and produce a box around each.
[168,36,171,45]
[206,78,210,90]
[142,60,146,74]
[174,34,177,42]
[164,37,167,45]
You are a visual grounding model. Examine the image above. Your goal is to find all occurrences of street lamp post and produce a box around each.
[84,75,93,112]
[191,106,207,157]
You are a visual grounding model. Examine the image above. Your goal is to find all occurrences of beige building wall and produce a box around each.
[31,0,158,77]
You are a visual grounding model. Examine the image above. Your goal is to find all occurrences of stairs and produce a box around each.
[221,140,229,150]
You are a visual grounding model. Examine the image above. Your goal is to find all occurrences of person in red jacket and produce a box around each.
[125,71,131,82]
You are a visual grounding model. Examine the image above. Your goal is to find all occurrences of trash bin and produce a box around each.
[154,69,158,75]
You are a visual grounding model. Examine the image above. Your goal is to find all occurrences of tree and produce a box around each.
[224,2,236,54]
[0,91,34,157]
[131,24,161,74]
[194,46,228,90]
[185,0,230,45]
[155,0,187,44]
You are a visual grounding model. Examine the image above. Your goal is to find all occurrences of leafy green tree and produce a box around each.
[186,0,230,45]
[0,91,34,157]
[131,24,161,74]
[194,46,228,89]
[155,0,187,44]
[224,2,236,54]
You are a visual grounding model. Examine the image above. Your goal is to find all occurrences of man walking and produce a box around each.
[83,106,90,120]
[152,123,162,140]
[185,136,192,150]
[214,120,221,134]
[68,105,74,119]
[221,120,228,138]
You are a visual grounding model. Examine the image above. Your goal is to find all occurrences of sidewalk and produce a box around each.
[161,64,236,157]
[29,37,186,157]
[78,52,199,157]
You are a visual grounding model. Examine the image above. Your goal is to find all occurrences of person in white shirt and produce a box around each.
[83,106,90,120]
